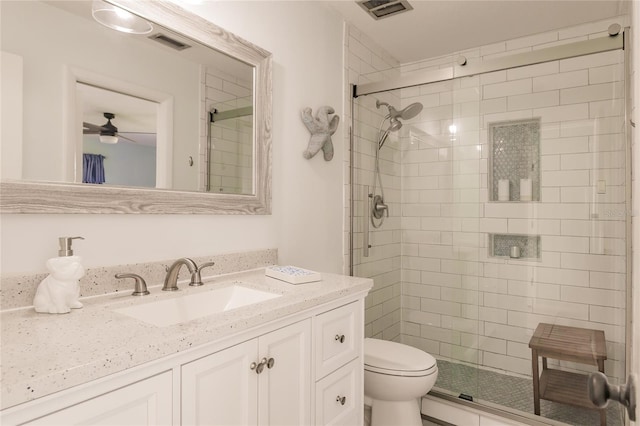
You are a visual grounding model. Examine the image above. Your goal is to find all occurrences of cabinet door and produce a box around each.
[182,339,259,426]
[258,319,311,426]
[25,371,172,425]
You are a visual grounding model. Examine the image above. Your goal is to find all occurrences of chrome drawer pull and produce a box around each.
[267,357,275,369]
[335,334,345,343]
[336,395,346,405]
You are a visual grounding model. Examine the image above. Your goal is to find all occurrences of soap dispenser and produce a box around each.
[33,237,86,314]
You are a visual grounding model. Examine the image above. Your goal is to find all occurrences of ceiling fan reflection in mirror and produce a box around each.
[83,112,137,144]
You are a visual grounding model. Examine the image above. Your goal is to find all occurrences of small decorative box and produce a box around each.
[265,265,322,284]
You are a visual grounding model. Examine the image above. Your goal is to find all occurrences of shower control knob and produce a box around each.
[335,334,345,343]
[372,195,388,219]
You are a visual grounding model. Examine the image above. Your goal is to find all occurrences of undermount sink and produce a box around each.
[114,284,281,327]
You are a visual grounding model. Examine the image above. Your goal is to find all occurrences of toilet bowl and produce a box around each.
[364,338,438,426]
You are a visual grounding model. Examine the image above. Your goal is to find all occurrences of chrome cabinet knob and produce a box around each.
[335,334,345,343]
[251,357,274,374]
[336,396,346,405]
[256,357,268,374]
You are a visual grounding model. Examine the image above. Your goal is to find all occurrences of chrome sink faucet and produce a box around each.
[162,258,197,291]
[162,258,217,291]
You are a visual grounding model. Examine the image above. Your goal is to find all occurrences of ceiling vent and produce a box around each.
[148,33,191,51]
[357,0,413,20]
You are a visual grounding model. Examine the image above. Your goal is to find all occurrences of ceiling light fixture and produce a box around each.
[91,1,153,35]
[99,135,118,144]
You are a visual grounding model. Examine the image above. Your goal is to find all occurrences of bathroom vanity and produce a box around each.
[0,267,372,425]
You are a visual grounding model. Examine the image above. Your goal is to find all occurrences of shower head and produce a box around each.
[388,116,403,132]
[376,100,423,122]
[376,100,423,149]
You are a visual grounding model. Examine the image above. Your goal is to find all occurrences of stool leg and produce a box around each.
[532,349,540,415]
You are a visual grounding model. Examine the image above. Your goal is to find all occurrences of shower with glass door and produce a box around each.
[206,105,254,194]
[350,22,631,426]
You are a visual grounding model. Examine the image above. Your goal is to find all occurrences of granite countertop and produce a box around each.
[1,268,372,410]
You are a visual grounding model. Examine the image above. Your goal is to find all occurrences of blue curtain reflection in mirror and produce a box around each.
[83,153,105,184]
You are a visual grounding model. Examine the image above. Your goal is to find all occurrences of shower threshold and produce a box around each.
[430,359,623,426]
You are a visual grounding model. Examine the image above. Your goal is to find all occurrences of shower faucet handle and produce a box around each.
[372,195,389,219]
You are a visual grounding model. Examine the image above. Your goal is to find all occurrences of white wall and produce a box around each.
[0,1,345,275]
[83,139,157,188]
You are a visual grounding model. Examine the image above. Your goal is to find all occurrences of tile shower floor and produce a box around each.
[434,359,623,425]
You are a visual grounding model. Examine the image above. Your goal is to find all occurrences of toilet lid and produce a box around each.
[364,338,437,376]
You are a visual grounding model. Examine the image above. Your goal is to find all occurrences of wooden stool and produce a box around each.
[529,323,607,426]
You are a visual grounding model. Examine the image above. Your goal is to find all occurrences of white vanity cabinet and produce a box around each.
[181,319,311,426]
[21,371,173,425]
[2,295,368,426]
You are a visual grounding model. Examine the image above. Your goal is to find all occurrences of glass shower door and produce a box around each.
[353,45,627,425]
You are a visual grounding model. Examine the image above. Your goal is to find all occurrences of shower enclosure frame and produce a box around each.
[349,25,633,424]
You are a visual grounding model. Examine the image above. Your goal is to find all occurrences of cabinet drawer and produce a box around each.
[315,301,361,378]
[315,359,361,426]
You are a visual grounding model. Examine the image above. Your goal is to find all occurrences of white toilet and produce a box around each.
[364,338,438,426]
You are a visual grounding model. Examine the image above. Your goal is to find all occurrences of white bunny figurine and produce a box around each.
[33,256,85,314]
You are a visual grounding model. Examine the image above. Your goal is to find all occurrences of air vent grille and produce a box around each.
[148,33,191,51]
[357,0,413,20]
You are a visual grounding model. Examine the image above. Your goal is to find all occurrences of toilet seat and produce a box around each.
[364,338,437,377]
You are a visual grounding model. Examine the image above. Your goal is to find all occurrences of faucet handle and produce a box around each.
[115,273,150,296]
[189,261,216,287]
[200,261,216,271]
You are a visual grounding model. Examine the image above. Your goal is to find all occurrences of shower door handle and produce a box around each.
[363,186,371,257]
[588,372,636,421]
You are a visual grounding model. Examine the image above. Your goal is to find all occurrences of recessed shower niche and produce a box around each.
[489,118,540,202]
[489,233,541,260]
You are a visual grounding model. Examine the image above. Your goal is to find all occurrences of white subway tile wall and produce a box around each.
[199,66,253,193]
[346,16,628,383]
[345,23,403,341]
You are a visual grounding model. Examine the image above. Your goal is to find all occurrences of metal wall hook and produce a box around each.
[588,372,636,421]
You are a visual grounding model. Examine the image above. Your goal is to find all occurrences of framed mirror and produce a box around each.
[0,0,272,214]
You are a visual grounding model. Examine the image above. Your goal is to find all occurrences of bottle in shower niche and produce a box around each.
[498,179,510,201]
[33,237,86,314]
[520,178,532,202]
